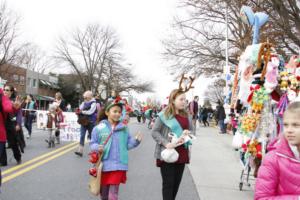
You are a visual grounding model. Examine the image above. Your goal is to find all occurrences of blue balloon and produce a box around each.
[240,6,269,44]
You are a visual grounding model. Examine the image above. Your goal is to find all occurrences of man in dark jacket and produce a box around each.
[189,96,199,128]
[216,101,226,134]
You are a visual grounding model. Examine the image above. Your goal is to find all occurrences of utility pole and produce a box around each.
[225,3,229,76]
[224,2,230,101]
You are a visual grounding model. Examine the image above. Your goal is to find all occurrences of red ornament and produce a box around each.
[89,151,99,163]
[114,96,122,103]
[256,144,262,159]
[89,168,97,177]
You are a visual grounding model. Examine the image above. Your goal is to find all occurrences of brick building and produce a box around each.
[0,64,60,110]
[0,64,26,94]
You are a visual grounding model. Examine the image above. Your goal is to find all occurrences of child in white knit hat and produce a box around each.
[45,103,59,148]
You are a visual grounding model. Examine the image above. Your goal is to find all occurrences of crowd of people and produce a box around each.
[0,88,70,168]
[0,81,299,200]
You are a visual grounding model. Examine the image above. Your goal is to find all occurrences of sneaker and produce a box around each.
[16,159,22,165]
[74,151,83,157]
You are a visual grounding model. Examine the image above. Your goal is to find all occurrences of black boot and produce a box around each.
[56,136,60,144]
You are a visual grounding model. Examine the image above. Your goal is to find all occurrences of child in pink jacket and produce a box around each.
[255,102,300,200]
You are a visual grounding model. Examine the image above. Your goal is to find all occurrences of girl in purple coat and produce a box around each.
[255,101,300,200]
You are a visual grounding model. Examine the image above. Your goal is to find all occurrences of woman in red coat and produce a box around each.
[0,88,21,186]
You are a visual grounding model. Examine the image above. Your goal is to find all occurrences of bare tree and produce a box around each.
[16,43,55,73]
[250,0,300,55]
[163,0,300,78]
[204,78,225,104]
[100,60,153,100]
[55,24,121,92]
[56,23,153,97]
[0,2,27,67]
[163,0,251,78]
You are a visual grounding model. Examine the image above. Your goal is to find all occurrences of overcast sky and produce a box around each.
[5,0,212,103]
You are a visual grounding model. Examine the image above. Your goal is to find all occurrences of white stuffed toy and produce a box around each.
[161,132,196,163]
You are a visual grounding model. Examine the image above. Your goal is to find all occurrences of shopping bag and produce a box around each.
[232,131,243,149]
[88,128,114,196]
[88,158,103,196]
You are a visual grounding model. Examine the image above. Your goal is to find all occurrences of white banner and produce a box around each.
[36,111,81,142]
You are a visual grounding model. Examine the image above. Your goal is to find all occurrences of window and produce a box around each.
[20,76,25,85]
[32,79,37,88]
[12,74,19,83]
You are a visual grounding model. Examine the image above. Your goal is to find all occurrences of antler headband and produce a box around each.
[178,74,195,93]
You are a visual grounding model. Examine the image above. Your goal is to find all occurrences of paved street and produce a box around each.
[0,121,200,200]
[0,120,256,200]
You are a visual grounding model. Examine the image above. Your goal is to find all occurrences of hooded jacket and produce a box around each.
[89,120,140,172]
[255,136,300,200]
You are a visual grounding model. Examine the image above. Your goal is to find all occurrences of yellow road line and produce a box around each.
[2,142,78,176]
[2,144,78,183]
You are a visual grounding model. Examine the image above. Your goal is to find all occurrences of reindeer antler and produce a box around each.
[178,74,195,93]
[184,76,195,92]
[178,74,185,90]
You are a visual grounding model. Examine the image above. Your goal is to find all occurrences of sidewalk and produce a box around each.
[188,125,254,200]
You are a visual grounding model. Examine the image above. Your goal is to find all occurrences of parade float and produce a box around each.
[229,5,300,190]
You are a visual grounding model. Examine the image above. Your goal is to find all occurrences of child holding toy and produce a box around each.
[89,98,142,200]
[255,102,300,200]
[152,75,196,200]
[45,104,63,148]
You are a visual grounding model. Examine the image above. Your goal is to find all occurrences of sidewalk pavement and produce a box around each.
[188,125,254,200]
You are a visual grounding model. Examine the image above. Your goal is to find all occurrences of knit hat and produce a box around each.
[105,96,124,112]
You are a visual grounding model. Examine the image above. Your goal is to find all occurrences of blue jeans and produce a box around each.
[79,123,94,146]
[218,120,226,133]
[24,114,34,136]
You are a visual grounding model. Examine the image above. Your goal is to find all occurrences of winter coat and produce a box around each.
[79,99,97,124]
[151,111,195,160]
[0,90,14,142]
[55,99,66,112]
[216,105,226,120]
[46,110,64,129]
[189,101,198,116]
[89,120,140,172]
[24,101,36,117]
[255,136,300,200]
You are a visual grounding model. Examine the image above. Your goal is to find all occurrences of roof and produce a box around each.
[34,95,55,101]
[39,80,60,89]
